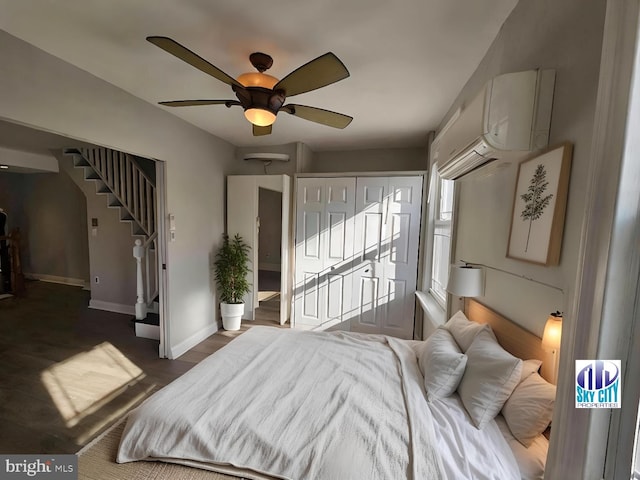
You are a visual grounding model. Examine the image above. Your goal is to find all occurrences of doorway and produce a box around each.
[257,187,283,324]
[0,120,168,358]
[227,174,292,325]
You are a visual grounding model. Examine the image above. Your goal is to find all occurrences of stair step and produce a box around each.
[94,182,109,194]
[132,313,160,340]
[107,193,123,207]
[72,156,91,167]
[133,312,159,326]
[131,225,146,236]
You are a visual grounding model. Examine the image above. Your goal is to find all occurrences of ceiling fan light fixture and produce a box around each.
[147,38,352,136]
[237,72,279,89]
[245,108,277,127]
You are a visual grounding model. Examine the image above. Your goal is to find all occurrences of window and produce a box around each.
[430,175,454,306]
[428,170,454,307]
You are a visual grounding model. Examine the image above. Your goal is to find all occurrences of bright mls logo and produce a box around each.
[576,360,621,408]
[1,454,76,479]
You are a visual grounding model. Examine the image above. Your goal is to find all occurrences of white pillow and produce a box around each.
[419,328,468,398]
[409,339,427,358]
[502,373,556,447]
[442,310,490,352]
[457,329,523,429]
[520,359,543,383]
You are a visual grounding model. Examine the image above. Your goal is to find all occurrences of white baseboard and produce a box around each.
[258,262,281,272]
[89,299,135,315]
[169,323,218,360]
[25,272,89,288]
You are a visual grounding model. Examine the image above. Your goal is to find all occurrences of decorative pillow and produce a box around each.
[418,328,468,398]
[457,329,523,429]
[502,373,556,447]
[520,359,543,383]
[442,310,490,352]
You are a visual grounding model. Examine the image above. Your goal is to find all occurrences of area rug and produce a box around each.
[77,418,241,480]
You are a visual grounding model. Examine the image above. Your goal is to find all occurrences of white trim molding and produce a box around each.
[169,323,218,360]
[415,290,447,339]
[24,272,88,288]
[88,299,135,316]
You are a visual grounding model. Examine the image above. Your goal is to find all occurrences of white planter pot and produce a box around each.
[220,302,244,331]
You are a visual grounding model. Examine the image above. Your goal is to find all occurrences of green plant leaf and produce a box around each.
[213,233,252,304]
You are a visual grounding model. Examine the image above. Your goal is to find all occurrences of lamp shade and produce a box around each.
[237,72,279,89]
[244,108,277,126]
[446,265,484,297]
[542,313,562,350]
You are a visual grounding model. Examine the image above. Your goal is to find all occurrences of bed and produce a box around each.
[116,299,554,480]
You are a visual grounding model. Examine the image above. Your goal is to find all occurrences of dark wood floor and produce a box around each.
[0,280,284,454]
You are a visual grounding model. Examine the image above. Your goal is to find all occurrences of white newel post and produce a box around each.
[133,239,147,320]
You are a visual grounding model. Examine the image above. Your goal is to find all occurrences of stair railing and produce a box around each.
[80,148,156,237]
[133,232,159,320]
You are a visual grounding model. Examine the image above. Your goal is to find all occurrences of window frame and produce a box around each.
[421,162,455,312]
[428,172,454,308]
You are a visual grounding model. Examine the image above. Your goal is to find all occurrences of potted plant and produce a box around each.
[214,233,251,331]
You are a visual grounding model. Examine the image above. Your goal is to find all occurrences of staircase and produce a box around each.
[64,147,160,340]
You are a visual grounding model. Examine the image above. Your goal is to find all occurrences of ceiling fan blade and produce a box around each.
[253,124,272,136]
[274,53,349,97]
[147,36,242,88]
[159,100,240,107]
[282,104,353,129]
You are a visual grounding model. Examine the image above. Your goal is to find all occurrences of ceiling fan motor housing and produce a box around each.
[233,85,286,116]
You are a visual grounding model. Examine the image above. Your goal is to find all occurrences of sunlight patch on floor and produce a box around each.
[258,290,279,302]
[41,342,145,427]
[74,382,157,445]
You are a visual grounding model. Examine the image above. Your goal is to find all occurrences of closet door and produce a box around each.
[351,176,423,339]
[294,177,355,328]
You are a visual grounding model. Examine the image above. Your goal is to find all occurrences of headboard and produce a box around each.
[465,299,555,384]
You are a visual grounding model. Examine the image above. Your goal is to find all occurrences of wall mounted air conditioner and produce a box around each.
[433,69,555,180]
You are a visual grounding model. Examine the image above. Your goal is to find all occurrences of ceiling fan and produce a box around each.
[146,36,353,136]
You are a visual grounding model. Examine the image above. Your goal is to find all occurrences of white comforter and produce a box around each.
[117,327,446,479]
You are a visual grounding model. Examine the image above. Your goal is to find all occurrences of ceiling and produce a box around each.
[0,0,518,151]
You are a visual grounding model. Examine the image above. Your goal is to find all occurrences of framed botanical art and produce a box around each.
[507,143,573,265]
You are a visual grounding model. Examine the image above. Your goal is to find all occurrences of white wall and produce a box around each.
[0,146,58,172]
[258,188,283,271]
[11,164,90,285]
[0,30,236,354]
[310,147,426,173]
[58,153,135,306]
[439,1,608,478]
[442,0,606,335]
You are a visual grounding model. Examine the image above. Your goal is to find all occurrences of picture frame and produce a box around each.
[507,143,573,265]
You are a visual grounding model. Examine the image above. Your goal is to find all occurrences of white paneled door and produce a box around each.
[351,176,423,338]
[294,176,422,339]
[294,177,356,329]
